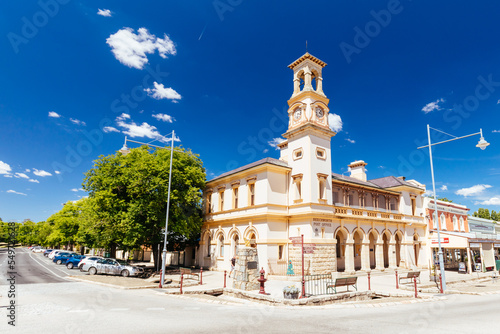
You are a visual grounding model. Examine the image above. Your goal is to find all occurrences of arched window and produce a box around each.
[218,235,224,257]
[207,236,211,257]
[233,234,239,255]
[453,216,458,231]
[440,213,446,230]
[460,217,465,231]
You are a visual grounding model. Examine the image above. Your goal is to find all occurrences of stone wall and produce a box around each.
[289,244,336,275]
[233,247,260,290]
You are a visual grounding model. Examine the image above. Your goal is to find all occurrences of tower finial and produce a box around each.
[306,40,308,53]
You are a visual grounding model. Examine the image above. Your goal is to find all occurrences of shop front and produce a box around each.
[429,231,474,274]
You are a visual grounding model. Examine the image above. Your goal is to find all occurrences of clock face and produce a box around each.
[316,107,324,118]
[294,109,302,120]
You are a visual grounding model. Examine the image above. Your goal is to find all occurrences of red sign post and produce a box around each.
[289,236,316,298]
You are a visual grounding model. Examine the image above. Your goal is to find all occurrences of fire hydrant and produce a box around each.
[258,267,267,295]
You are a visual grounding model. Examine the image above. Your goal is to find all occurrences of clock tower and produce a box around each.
[278,53,336,205]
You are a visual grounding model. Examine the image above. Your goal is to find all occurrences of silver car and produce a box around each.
[79,256,103,271]
[87,258,144,277]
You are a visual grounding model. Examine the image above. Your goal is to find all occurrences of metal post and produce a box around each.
[368,271,371,291]
[301,234,305,298]
[200,267,203,285]
[439,273,443,294]
[160,131,175,290]
[180,273,183,294]
[427,124,447,291]
[395,270,399,289]
[224,270,227,288]
[413,275,418,298]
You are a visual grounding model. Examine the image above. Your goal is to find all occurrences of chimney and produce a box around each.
[348,160,367,182]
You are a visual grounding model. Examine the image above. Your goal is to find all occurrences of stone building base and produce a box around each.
[233,247,260,291]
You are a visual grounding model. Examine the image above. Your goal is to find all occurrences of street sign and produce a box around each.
[303,247,315,254]
[289,236,302,245]
[302,243,316,248]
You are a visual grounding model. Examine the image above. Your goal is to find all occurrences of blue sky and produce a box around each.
[0,0,499,222]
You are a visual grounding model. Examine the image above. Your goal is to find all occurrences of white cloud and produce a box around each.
[328,113,343,132]
[106,28,176,70]
[15,173,29,179]
[493,130,500,133]
[152,113,174,122]
[478,197,500,206]
[103,126,120,133]
[0,161,12,174]
[7,190,27,196]
[54,171,61,175]
[4,174,13,178]
[268,137,285,149]
[145,82,181,102]
[48,111,61,118]
[70,118,86,126]
[25,169,30,172]
[455,184,492,197]
[33,169,52,177]
[422,98,444,114]
[97,9,112,17]
[497,99,500,104]
[346,138,355,144]
[117,120,164,140]
[424,190,434,197]
[440,185,448,191]
[116,113,130,121]
[29,179,39,183]
[71,188,84,192]
[263,149,269,154]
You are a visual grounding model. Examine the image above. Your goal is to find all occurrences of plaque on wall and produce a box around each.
[247,261,258,270]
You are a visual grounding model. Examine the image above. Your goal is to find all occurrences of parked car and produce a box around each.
[43,249,53,257]
[53,252,78,265]
[87,258,144,277]
[33,248,46,253]
[48,250,65,260]
[66,255,86,269]
[79,256,103,271]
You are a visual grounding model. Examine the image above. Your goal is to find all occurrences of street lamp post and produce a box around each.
[418,125,489,292]
[119,131,176,288]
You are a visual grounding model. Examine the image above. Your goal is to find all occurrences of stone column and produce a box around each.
[361,242,370,271]
[293,78,300,95]
[466,246,473,274]
[375,242,384,270]
[316,77,324,93]
[345,242,355,273]
[388,242,397,268]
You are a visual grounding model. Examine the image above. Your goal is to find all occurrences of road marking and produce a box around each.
[146,307,165,311]
[28,250,68,280]
[110,308,129,311]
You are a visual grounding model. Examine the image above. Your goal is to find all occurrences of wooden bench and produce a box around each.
[180,268,199,280]
[399,271,420,284]
[326,276,358,294]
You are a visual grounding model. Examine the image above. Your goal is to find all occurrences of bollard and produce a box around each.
[413,275,418,298]
[368,271,371,291]
[395,270,399,289]
[180,273,184,294]
[159,269,163,288]
[258,267,267,295]
[439,273,443,294]
[224,270,227,288]
[200,267,203,285]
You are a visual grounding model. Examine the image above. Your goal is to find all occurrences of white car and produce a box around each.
[48,250,63,260]
[33,248,46,253]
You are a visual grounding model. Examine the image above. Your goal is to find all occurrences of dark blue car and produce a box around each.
[66,255,86,269]
[53,252,78,265]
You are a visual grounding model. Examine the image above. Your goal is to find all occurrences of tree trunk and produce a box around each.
[110,243,116,258]
[152,243,160,271]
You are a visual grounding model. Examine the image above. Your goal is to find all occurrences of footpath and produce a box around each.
[68,267,500,307]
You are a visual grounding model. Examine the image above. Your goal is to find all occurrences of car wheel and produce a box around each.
[67,263,74,269]
[121,270,130,277]
[89,267,97,275]
[56,260,62,265]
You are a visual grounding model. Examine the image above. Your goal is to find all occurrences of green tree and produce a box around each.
[83,146,205,269]
[491,210,499,222]
[47,199,88,250]
[438,198,453,203]
[473,208,491,219]
[17,220,37,245]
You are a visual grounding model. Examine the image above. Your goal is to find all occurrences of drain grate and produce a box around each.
[475,285,487,288]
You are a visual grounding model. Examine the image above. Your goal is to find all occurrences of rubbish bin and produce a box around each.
[104,252,111,258]
[496,260,500,272]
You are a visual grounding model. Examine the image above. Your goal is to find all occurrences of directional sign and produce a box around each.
[303,247,315,254]
[303,243,316,248]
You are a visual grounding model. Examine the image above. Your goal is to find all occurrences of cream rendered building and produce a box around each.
[198,53,428,275]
